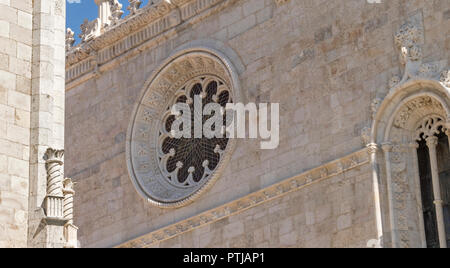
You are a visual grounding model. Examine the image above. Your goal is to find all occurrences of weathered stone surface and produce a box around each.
[0,0,67,248]
[60,0,448,248]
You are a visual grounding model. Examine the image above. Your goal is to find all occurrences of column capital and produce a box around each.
[366,143,379,154]
[44,148,64,165]
[426,136,438,148]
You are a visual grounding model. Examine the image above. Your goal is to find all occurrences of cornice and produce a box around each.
[116,148,370,248]
[65,0,231,83]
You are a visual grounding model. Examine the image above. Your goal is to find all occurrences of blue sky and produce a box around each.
[66,0,151,45]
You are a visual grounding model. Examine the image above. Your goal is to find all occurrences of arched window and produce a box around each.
[416,117,450,248]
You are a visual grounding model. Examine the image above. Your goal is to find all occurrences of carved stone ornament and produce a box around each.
[126,50,239,208]
[440,70,450,88]
[66,28,75,52]
[415,116,446,142]
[79,18,101,42]
[127,0,142,15]
[393,96,445,129]
[394,21,423,65]
[109,0,124,26]
[388,16,447,90]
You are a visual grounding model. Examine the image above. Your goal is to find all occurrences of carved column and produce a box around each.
[44,148,65,219]
[409,142,427,248]
[381,142,397,248]
[367,143,384,247]
[63,178,74,224]
[63,178,78,248]
[426,136,447,248]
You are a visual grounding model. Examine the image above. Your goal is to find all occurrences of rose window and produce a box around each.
[126,51,239,208]
[158,76,232,188]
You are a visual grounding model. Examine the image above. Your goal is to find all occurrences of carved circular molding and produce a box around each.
[126,49,240,208]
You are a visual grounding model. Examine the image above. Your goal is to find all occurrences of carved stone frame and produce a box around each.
[371,78,450,248]
[126,45,243,208]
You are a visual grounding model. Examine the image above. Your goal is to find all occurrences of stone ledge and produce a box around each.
[116,148,370,248]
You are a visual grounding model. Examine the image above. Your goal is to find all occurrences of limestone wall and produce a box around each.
[149,163,375,248]
[65,0,450,247]
[0,0,66,248]
[0,0,33,248]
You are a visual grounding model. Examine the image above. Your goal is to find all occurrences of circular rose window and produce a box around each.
[126,50,239,208]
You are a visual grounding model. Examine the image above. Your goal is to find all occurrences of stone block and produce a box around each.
[0,21,10,38]
[7,90,30,111]
[7,156,28,177]
[0,70,16,91]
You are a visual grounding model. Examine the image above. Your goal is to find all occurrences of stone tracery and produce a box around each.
[126,49,239,208]
[158,76,232,188]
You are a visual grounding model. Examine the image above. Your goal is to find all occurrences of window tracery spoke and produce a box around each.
[158,76,232,188]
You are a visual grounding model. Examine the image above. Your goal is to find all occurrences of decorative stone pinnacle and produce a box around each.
[66,28,75,51]
[109,0,124,26]
[127,0,142,15]
[79,18,101,42]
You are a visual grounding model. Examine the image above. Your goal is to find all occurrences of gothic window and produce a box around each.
[416,117,450,248]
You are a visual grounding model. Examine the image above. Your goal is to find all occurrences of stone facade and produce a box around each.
[0,0,76,248]
[65,0,450,248]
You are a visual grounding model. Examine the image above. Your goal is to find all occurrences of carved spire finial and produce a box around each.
[79,18,101,42]
[127,0,142,15]
[109,0,124,26]
[66,28,75,51]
